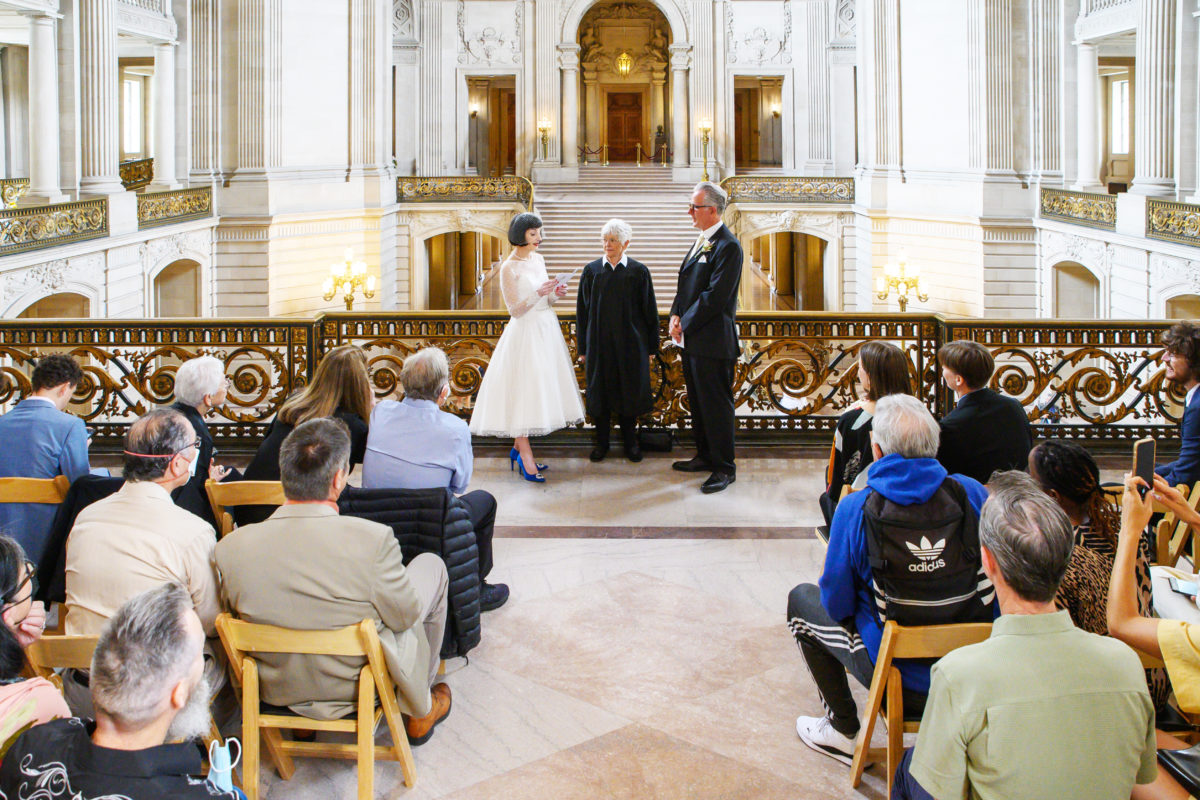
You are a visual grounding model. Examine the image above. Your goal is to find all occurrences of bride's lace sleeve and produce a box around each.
[501,261,540,318]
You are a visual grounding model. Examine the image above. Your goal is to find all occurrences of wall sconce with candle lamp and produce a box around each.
[699,119,712,181]
[875,251,928,312]
[537,118,551,161]
[323,248,377,310]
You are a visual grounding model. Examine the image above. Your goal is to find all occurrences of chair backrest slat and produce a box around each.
[26,634,99,677]
[218,615,367,658]
[204,479,286,538]
[0,476,70,505]
[887,621,993,659]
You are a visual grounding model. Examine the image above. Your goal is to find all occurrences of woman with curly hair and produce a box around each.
[1029,439,1168,709]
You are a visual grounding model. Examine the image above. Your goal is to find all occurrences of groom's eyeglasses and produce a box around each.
[688,204,715,211]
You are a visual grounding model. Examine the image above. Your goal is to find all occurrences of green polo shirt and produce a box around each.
[909,610,1156,800]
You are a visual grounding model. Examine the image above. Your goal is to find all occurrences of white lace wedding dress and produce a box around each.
[468,252,585,437]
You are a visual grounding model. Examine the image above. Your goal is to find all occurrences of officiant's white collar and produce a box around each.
[699,221,723,242]
[605,253,629,269]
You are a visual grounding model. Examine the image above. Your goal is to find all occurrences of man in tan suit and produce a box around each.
[215,418,451,743]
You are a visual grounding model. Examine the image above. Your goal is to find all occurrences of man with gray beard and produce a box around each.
[0,584,240,799]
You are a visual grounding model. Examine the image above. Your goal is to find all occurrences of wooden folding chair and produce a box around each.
[849,620,993,796]
[0,475,70,505]
[1156,482,1200,568]
[25,634,232,774]
[215,612,417,800]
[204,480,285,538]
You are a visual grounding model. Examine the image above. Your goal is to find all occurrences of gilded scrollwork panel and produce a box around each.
[721,176,854,205]
[1039,187,1117,230]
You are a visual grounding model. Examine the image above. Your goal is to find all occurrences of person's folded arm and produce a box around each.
[1107,474,1163,656]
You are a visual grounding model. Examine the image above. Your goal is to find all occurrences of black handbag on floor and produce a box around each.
[637,427,675,452]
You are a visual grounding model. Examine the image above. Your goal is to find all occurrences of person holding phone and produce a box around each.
[468,212,584,482]
[1156,321,1200,491]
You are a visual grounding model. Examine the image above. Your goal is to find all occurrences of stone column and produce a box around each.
[150,43,179,189]
[189,0,218,183]
[559,44,580,167]
[583,66,600,158]
[78,0,124,194]
[1130,0,1176,196]
[25,13,64,203]
[1072,41,1103,191]
[651,68,666,154]
[669,44,690,168]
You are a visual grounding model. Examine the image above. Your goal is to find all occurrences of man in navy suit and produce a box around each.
[0,354,92,563]
[669,182,743,493]
[1157,320,1200,489]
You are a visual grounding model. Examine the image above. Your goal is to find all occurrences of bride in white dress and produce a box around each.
[469,212,584,482]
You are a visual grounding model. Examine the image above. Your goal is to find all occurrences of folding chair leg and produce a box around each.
[851,672,888,787]
[242,665,260,800]
[357,667,374,800]
[378,676,417,787]
[262,728,294,780]
[884,669,905,800]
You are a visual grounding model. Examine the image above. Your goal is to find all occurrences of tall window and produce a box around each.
[1109,79,1129,155]
[122,77,143,155]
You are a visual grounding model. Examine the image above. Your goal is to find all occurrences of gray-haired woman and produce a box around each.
[575,218,659,462]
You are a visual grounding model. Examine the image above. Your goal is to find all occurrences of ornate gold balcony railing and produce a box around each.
[0,178,29,208]
[722,176,855,204]
[0,199,108,256]
[137,186,213,229]
[397,176,533,210]
[1147,198,1200,248]
[119,158,154,190]
[1,313,1180,449]
[1039,187,1117,230]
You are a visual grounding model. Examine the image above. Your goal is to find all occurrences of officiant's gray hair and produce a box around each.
[601,218,633,244]
[694,181,728,214]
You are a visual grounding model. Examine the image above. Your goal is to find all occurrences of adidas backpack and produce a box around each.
[861,478,993,627]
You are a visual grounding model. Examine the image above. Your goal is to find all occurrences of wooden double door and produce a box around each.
[606,92,643,161]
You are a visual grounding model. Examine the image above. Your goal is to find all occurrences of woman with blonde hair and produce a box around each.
[239,344,374,523]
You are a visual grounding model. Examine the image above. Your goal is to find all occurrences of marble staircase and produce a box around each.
[533,165,698,308]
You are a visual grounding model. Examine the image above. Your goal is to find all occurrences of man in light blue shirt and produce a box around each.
[363,347,508,611]
[0,354,92,565]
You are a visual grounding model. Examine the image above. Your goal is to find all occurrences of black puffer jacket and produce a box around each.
[338,486,481,659]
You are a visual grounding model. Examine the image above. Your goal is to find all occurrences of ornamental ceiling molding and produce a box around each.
[1041,231,1110,276]
[563,0,688,47]
[139,231,212,272]
[397,208,512,240]
[1,253,105,305]
[1074,2,1137,42]
[457,0,522,65]
[1149,253,1200,295]
[727,0,792,65]
[834,0,855,40]
[393,0,415,40]
[116,4,177,42]
[732,209,846,241]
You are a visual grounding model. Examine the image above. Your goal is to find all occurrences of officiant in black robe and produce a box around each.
[576,219,660,462]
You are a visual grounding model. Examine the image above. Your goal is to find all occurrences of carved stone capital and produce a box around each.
[669,43,691,71]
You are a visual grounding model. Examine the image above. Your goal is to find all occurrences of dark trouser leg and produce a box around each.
[593,410,611,447]
[786,582,874,737]
[619,415,637,449]
[891,747,936,800]
[684,353,736,474]
[459,490,496,580]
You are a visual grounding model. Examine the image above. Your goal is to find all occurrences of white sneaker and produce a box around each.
[795,714,857,767]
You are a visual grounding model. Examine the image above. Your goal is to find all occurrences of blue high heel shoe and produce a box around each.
[509,447,547,473]
[514,454,546,483]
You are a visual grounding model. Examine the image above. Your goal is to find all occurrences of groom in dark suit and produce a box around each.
[669,182,743,493]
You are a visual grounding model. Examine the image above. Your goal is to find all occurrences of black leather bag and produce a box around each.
[1158,743,1200,795]
[637,427,675,452]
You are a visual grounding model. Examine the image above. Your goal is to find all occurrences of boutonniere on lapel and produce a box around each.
[697,239,714,262]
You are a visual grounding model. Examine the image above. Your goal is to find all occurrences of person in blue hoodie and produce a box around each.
[787,394,991,767]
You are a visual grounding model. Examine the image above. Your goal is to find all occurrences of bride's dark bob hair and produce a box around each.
[507,212,543,246]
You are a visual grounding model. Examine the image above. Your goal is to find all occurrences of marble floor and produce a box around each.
[258,453,895,799]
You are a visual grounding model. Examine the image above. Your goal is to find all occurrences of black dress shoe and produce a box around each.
[590,445,608,462]
[479,582,510,612]
[625,444,643,463]
[700,472,736,493]
[672,456,712,473]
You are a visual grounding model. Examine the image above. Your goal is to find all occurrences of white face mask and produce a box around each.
[183,449,198,478]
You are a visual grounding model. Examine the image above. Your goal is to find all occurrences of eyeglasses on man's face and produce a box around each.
[688,203,716,211]
[174,437,203,458]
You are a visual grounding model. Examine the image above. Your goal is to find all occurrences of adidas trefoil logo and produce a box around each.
[906,536,946,572]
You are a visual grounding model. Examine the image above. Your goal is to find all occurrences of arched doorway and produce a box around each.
[748,231,828,310]
[17,293,90,318]
[577,1,672,163]
[423,231,506,309]
[1166,294,1200,320]
[154,259,201,317]
[1052,262,1099,319]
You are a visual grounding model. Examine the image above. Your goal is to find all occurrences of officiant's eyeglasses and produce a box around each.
[688,203,715,211]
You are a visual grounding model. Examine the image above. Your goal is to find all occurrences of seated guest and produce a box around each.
[1110,474,1200,800]
[935,340,1032,484]
[363,347,508,612]
[0,353,91,564]
[1156,320,1200,489]
[575,218,659,463]
[217,419,452,743]
[819,341,913,525]
[0,535,69,751]
[0,583,241,799]
[788,394,992,766]
[239,344,373,525]
[170,355,237,525]
[893,471,1157,800]
[65,408,220,638]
